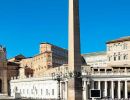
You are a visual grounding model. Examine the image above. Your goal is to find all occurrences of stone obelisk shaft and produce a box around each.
[68,0,82,100]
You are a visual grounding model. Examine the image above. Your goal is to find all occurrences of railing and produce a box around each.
[82,71,130,76]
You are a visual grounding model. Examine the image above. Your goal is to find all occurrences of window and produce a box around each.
[51,73,55,79]
[20,89,21,93]
[65,67,68,71]
[94,69,98,71]
[23,89,25,94]
[81,67,84,71]
[27,89,28,94]
[31,89,33,94]
[100,69,105,71]
[114,56,116,61]
[107,46,109,51]
[46,89,49,95]
[58,67,60,71]
[118,52,121,60]
[41,89,43,95]
[108,56,111,61]
[52,89,54,95]
[123,43,127,49]
[126,44,128,49]
[114,53,117,61]
[124,54,128,60]
[35,89,37,95]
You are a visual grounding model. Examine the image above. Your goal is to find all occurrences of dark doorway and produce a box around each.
[0,79,2,93]
[8,80,10,96]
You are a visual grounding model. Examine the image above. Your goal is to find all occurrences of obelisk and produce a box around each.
[68,0,82,100]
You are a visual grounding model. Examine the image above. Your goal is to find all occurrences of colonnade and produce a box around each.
[83,80,128,100]
[60,79,129,100]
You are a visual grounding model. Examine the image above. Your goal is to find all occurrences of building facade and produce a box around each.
[19,42,68,78]
[83,51,107,68]
[10,36,130,99]
[82,36,130,99]
[10,77,59,99]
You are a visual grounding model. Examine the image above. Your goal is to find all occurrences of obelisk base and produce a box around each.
[68,78,82,100]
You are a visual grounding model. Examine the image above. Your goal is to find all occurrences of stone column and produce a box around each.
[104,81,107,97]
[125,67,127,73]
[86,81,89,100]
[68,0,82,100]
[98,81,101,90]
[60,82,62,99]
[65,81,68,100]
[118,81,121,99]
[57,81,60,99]
[111,81,114,99]
[91,81,94,89]
[3,69,8,94]
[125,80,128,99]
[83,80,87,100]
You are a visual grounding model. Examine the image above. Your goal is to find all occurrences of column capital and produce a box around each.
[83,79,87,82]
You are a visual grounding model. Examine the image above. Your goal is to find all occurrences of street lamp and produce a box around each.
[57,75,61,100]
[51,70,83,100]
[52,73,62,100]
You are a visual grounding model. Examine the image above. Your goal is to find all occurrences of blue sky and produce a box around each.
[0,0,130,58]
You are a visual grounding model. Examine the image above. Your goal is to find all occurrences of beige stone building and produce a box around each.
[106,36,130,73]
[9,36,130,99]
[19,42,68,77]
[7,54,25,95]
[7,54,25,80]
[83,51,107,68]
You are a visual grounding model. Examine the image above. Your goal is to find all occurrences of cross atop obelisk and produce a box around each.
[68,0,82,100]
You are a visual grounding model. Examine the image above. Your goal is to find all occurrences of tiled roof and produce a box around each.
[7,61,20,66]
[40,42,68,51]
[106,36,130,44]
[82,51,106,57]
